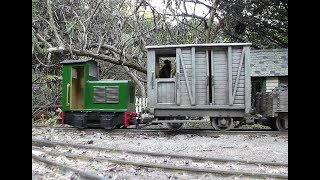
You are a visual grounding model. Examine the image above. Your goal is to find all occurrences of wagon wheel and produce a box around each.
[275,114,288,131]
[166,123,184,130]
[210,117,234,131]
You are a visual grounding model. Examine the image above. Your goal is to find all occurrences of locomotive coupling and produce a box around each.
[140,113,154,123]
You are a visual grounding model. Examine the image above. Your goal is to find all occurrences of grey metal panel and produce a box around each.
[106,86,119,103]
[147,50,156,107]
[93,86,105,103]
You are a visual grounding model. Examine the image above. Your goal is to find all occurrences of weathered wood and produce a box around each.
[228,46,233,105]
[176,49,180,105]
[231,48,245,105]
[206,50,210,104]
[244,46,251,113]
[177,48,193,105]
[147,50,156,106]
[194,50,208,105]
[156,81,175,104]
[153,104,245,109]
[192,47,196,105]
[211,50,215,104]
[146,43,252,49]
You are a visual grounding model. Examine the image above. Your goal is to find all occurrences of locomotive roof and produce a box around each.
[60,59,97,64]
[146,43,252,49]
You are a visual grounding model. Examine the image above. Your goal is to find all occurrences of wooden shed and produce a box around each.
[145,43,252,122]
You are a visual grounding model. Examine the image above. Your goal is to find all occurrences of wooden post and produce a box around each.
[147,50,156,106]
[191,47,196,105]
[244,46,251,114]
[176,48,181,105]
[228,46,233,105]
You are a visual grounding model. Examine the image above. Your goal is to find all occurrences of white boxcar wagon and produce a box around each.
[143,43,252,130]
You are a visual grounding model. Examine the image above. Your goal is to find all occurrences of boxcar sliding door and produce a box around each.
[210,46,250,111]
[176,47,209,106]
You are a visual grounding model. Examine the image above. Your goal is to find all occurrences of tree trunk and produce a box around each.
[123,66,146,98]
[205,0,218,43]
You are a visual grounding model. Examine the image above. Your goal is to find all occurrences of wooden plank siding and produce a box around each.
[231,48,246,105]
[178,48,194,105]
[212,49,228,105]
[157,81,175,103]
[147,50,156,106]
[195,50,208,105]
[146,43,251,117]
[266,77,279,92]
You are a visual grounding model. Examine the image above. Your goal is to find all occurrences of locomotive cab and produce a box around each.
[61,59,98,111]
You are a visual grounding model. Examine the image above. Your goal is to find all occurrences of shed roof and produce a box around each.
[250,49,288,77]
[60,59,97,64]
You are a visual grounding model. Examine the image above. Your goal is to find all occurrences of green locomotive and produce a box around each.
[61,59,137,129]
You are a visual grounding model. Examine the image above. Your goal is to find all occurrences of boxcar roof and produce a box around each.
[60,59,97,64]
[146,43,252,49]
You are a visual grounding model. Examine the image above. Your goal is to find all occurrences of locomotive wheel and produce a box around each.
[166,123,184,130]
[210,117,234,131]
[275,114,288,131]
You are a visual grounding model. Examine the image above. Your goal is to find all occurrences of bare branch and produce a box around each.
[85,0,103,23]
[185,0,213,10]
[123,66,146,97]
[48,47,147,74]
[73,10,87,50]
[32,29,53,48]
[46,0,64,48]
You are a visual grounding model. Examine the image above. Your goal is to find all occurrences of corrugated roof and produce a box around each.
[250,49,288,77]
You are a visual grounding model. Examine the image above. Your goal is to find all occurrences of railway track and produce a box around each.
[32,139,288,179]
[32,126,288,136]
